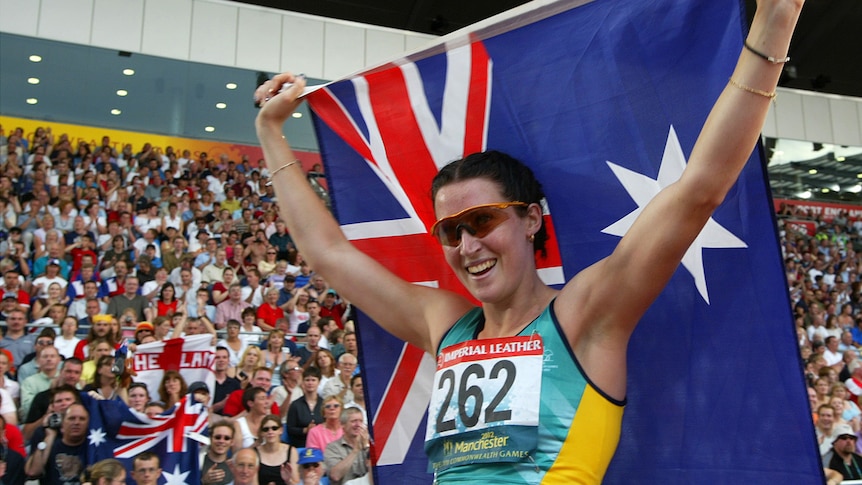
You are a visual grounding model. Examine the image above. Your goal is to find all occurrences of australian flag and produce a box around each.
[306,0,822,483]
[84,394,208,485]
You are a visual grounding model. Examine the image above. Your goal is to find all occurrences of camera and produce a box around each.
[124,316,133,323]
[47,412,62,430]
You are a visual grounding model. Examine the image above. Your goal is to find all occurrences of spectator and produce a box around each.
[231,386,270,452]
[272,361,304,417]
[306,395,344,453]
[287,367,323,447]
[15,329,55,383]
[223,367,278,417]
[106,274,147,321]
[296,325,324,367]
[130,452,161,485]
[306,349,337,394]
[80,338,114,385]
[24,402,90,485]
[158,370,188,410]
[215,283,251,330]
[0,351,19,404]
[344,375,367,424]
[0,414,26,485]
[203,420,235,485]
[323,353,358,403]
[55,316,82,359]
[324,407,371,485]
[319,289,347,329]
[82,355,120,400]
[262,330,292,380]
[826,424,862,480]
[257,287,284,331]
[81,458,127,485]
[126,381,150,413]
[255,413,300,485]
[20,345,62,419]
[0,307,35,367]
[228,448,260,485]
[217,320,247,367]
[23,378,83,443]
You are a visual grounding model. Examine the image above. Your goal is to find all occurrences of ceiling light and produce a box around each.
[821,188,830,193]
[205,126,215,132]
[27,77,40,84]
[116,90,128,97]
[26,98,38,104]
[291,112,303,118]
[123,69,135,76]
[808,169,817,174]
[850,185,862,194]
[29,55,42,62]
[111,109,122,115]
[225,83,237,90]
[215,102,227,109]
[857,173,862,179]
[837,156,846,162]
[831,183,841,192]
[797,190,812,199]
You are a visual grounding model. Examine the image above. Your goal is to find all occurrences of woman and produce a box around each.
[258,287,286,330]
[83,355,120,400]
[217,320,248,367]
[55,316,82,359]
[253,0,804,478]
[305,349,336,394]
[304,395,343,453]
[126,381,151,413]
[286,289,310,334]
[158,370,188,410]
[154,282,179,318]
[31,282,69,320]
[211,266,236,305]
[232,387,270,452]
[263,330,290,384]
[255,414,300,485]
[0,351,20,405]
[229,346,262,386]
[258,246,279,279]
[80,338,115,385]
[82,458,126,485]
[153,316,173,342]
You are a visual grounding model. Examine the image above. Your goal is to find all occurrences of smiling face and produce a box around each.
[433,178,541,304]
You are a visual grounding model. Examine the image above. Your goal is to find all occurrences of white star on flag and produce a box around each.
[162,464,190,485]
[88,427,107,447]
[601,126,747,304]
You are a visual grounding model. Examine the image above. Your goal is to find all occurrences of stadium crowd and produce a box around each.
[5,122,859,484]
[0,124,369,485]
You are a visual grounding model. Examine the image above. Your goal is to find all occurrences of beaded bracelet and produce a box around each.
[265,160,301,186]
[744,40,790,64]
[729,78,777,103]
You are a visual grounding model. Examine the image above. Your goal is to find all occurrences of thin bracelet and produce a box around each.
[729,77,777,103]
[744,40,790,64]
[265,160,301,186]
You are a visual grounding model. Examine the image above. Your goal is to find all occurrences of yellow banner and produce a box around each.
[0,115,321,169]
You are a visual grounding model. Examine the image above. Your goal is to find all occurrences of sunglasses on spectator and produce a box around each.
[302,463,321,469]
[324,404,341,409]
[430,202,528,247]
[212,434,233,441]
[261,425,280,432]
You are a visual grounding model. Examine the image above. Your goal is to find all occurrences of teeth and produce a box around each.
[467,260,496,274]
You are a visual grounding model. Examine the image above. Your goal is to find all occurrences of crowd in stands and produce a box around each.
[0,124,370,485]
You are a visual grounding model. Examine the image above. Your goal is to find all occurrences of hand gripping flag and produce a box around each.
[306,0,821,483]
[84,394,208,485]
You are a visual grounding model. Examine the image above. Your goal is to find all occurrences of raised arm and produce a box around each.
[255,77,472,354]
[557,0,804,375]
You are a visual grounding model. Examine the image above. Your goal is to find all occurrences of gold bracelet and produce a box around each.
[728,77,777,103]
[265,160,301,186]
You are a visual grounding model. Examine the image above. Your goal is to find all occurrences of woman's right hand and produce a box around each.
[254,72,307,129]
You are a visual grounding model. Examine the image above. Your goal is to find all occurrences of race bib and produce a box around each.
[424,335,543,472]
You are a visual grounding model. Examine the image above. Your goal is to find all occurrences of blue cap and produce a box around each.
[297,447,325,464]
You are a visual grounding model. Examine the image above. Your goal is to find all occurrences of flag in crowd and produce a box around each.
[84,394,208,485]
[306,0,822,483]
[130,333,216,402]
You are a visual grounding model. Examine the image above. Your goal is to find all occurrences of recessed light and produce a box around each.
[26,98,38,104]
[291,112,303,118]
[808,169,817,175]
[123,69,135,76]
[29,55,42,62]
[111,109,122,115]
[225,83,237,90]
[837,156,846,162]
[27,78,40,84]
[215,102,227,109]
[821,188,830,193]
[205,126,215,132]
[116,90,128,96]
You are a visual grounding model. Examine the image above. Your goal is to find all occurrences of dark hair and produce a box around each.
[133,451,161,470]
[430,150,548,255]
[302,366,322,381]
[51,384,82,403]
[159,282,176,302]
[242,386,267,411]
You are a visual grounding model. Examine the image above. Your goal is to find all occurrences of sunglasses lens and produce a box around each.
[437,207,509,246]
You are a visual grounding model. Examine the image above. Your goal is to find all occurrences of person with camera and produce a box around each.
[22,359,83,441]
[25,384,82,450]
[25,402,90,485]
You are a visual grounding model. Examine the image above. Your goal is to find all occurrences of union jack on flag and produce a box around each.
[84,394,207,485]
[307,0,821,483]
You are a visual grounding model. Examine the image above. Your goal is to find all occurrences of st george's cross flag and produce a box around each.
[130,334,216,402]
[305,0,822,483]
[84,394,208,485]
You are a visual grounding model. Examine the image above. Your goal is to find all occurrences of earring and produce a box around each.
[528,234,535,243]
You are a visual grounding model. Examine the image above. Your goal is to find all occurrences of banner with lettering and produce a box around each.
[131,334,216,402]
[775,198,862,223]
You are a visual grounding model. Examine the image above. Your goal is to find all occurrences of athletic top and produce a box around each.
[426,300,625,484]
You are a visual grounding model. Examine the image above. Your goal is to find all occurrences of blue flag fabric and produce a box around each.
[306,0,821,483]
[84,394,208,485]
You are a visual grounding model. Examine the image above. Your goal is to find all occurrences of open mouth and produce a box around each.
[466,259,496,276]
